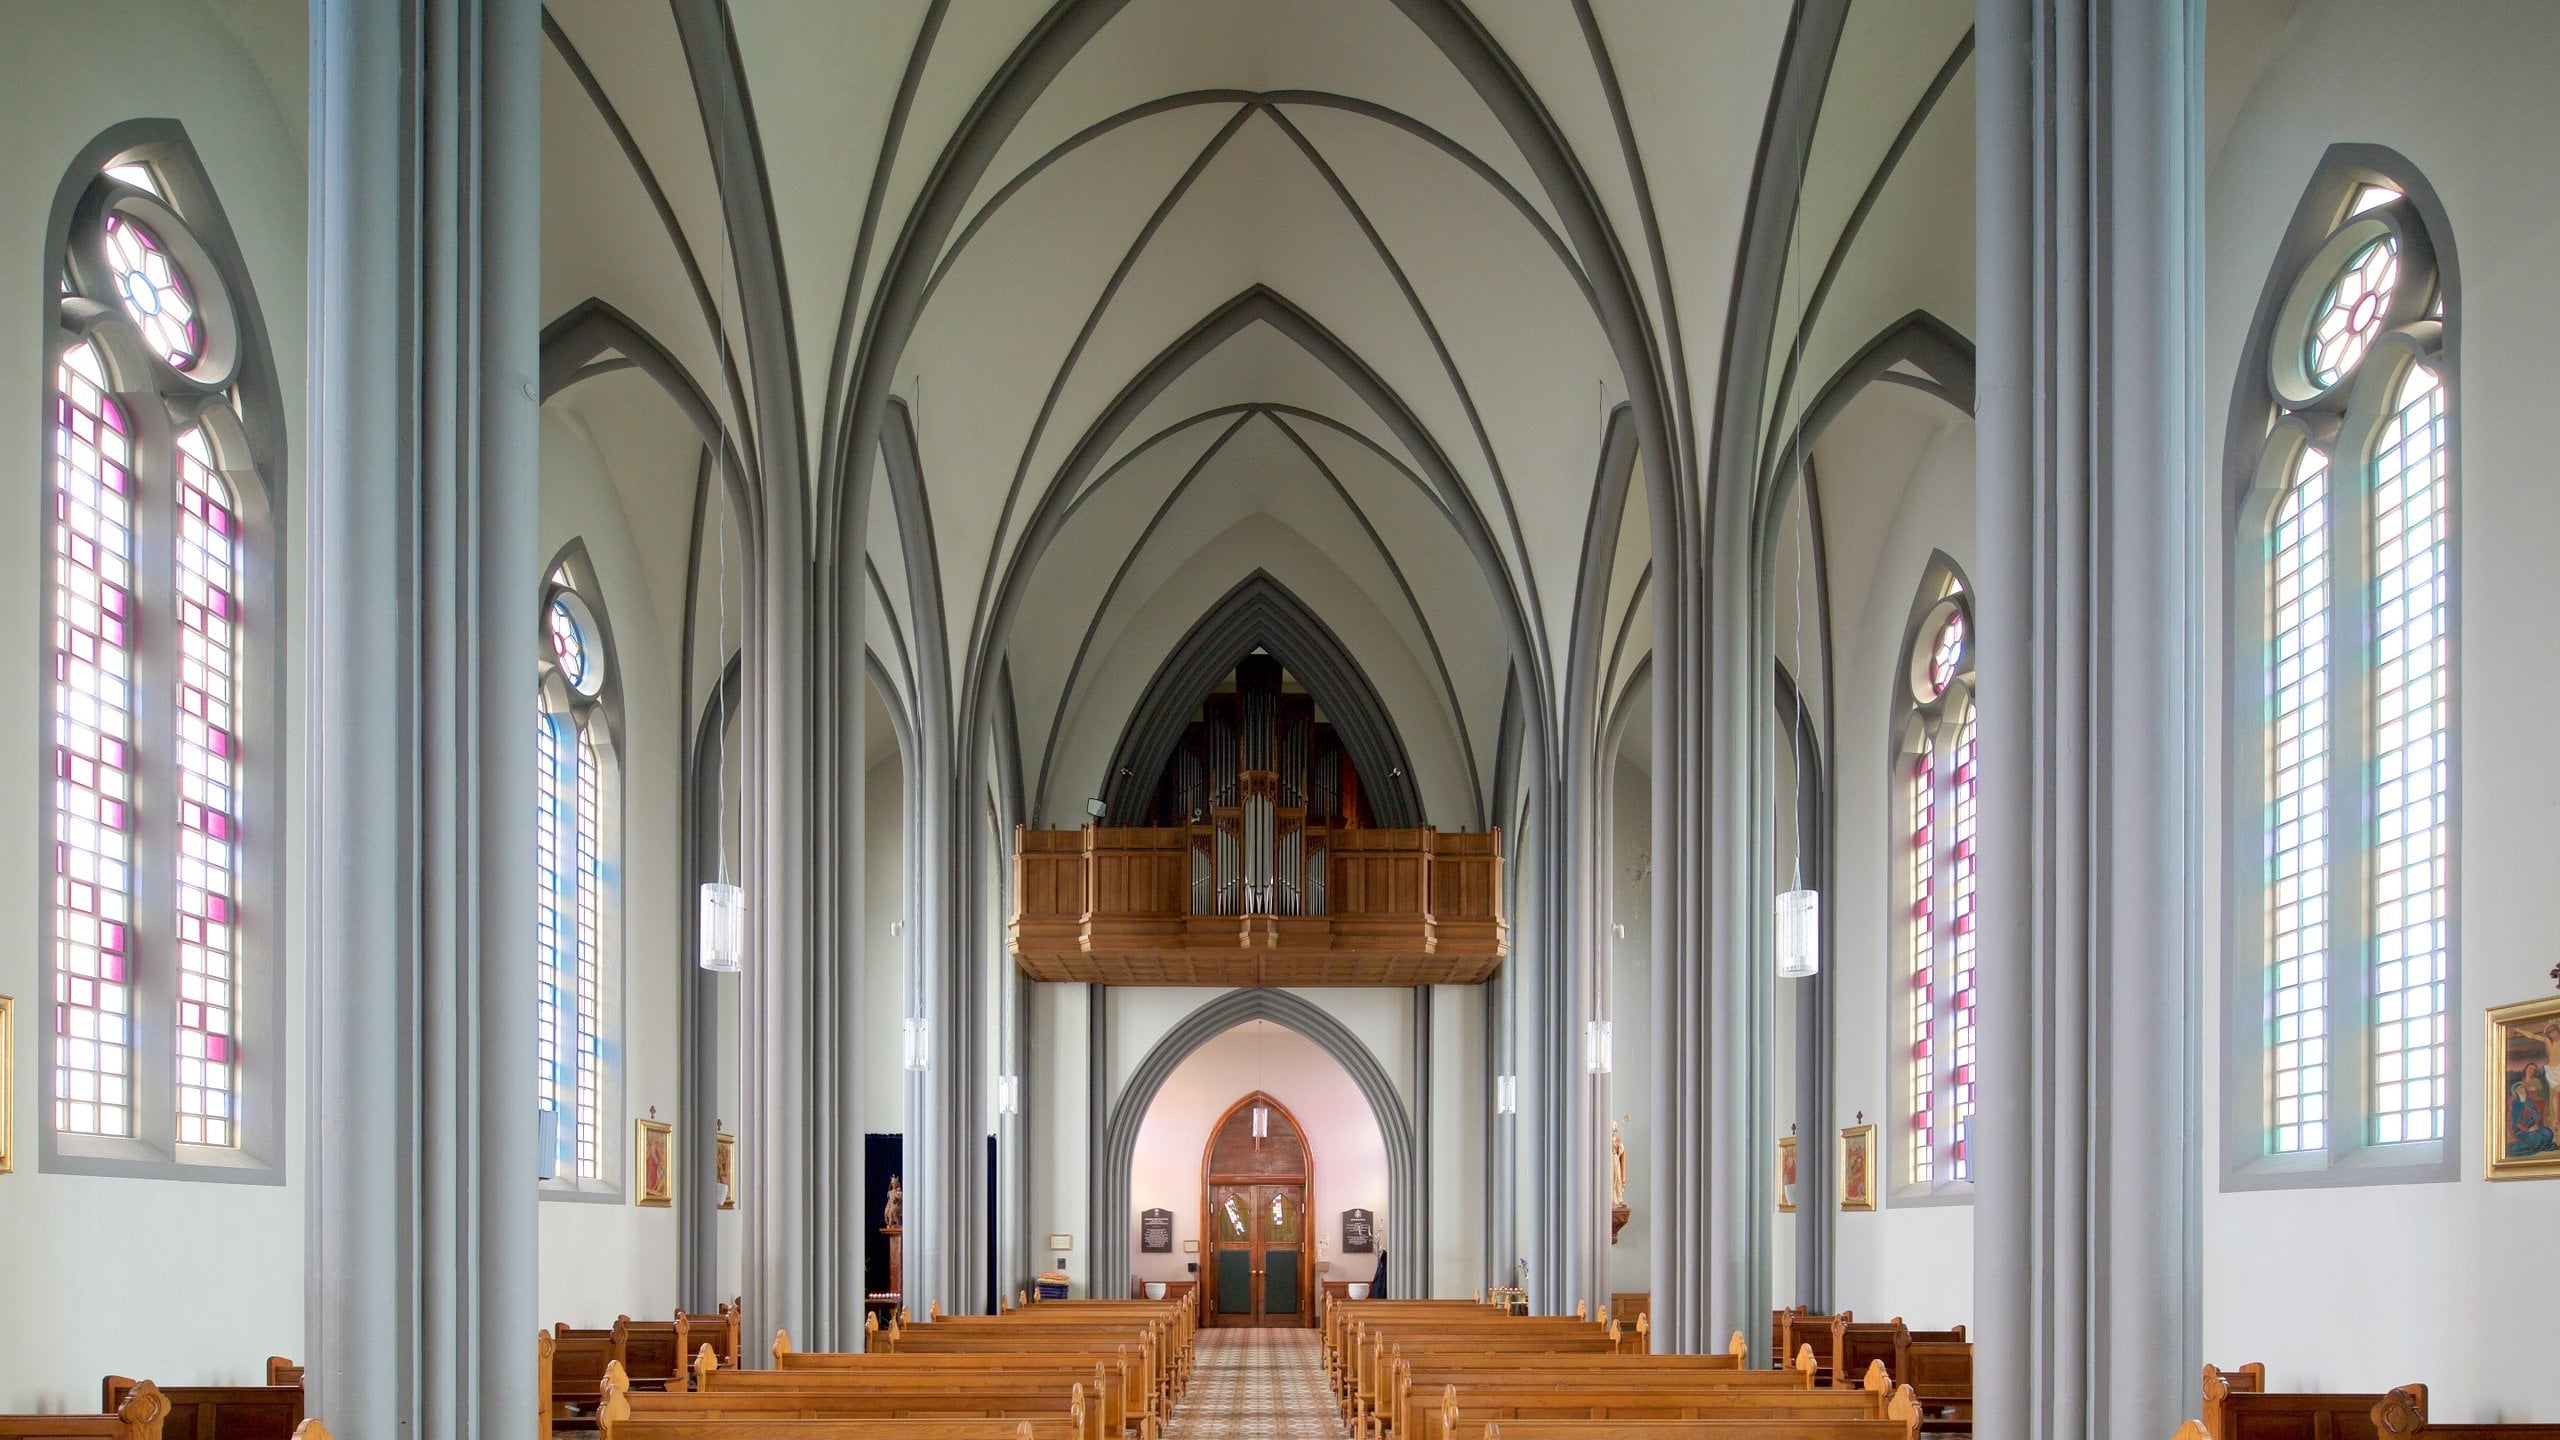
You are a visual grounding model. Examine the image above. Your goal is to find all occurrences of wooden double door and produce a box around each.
[1206,1181,1307,1326]
[1201,1090,1312,1327]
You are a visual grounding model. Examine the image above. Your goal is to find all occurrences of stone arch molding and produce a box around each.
[1094,570,1427,828]
[1094,988,1421,1302]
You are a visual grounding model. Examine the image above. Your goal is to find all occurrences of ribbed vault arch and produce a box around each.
[1093,988,1420,1302]
[1097,571,1426,828]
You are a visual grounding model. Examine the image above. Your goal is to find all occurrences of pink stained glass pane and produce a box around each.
[1907,737,1938,1185]
[1928,609,1966,697]
[1948,707,1979,1181]
[174,429,242,1146]
[103,213,205,371]
[548,598,591,694]
[2267,450,2333,1155]
[2368,368,2451,1147]
[51,341,137,1137]
[2307,236,2397,391]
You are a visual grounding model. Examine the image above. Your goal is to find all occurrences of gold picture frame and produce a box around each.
[1838,1124,1877,1211]
[1777,1135,1797,1213]
[636,1118,674,1207]
[715,1129,738,1211]
[0,995,14,1175]
[2486,994,2560,1180]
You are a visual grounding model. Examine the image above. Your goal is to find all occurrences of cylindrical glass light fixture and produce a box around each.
[1775,887,1821,979]
[699,881,745,972]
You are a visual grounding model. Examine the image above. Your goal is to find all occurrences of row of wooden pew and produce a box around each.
[1772,1307,1971,1433]
[1323,1295,1928,1440]
[0,1357,327,1440]
[2187,1363,2560,1439]
[543,1305,747,1430]
[582,1295,1194,1440]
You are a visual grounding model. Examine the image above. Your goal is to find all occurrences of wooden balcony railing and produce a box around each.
[1008,825,1506,986]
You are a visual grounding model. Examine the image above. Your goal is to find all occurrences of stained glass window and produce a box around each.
[538,575,615,1186]
[1928,610,1965,698]
[2238,177,2455,1178]
[50,341,137,1138]
[1948,707,1979,1181]
[2306,237,2396,390]
[1906,737,1937,1185]
[103,214,203,371]
[536,705,573,1145]
[173,430,242,1146]
[2268,449,2333,1155]
[1898,579,1976,1192]
[47,164,267,1161]
[2367,366,2450,1147]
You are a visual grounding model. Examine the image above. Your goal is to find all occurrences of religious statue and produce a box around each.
[1608,1116,1632,1244]
[883,1174,903,1229]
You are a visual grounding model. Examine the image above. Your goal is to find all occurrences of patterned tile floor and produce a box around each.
[1163,1329,1349,1439]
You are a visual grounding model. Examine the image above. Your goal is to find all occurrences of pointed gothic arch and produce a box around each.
[1097,571,1428,828]
[1095,988,1420,1303]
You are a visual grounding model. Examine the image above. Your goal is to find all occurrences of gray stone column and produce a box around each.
[1973,3,2203,1438]
[305,1,540,1434]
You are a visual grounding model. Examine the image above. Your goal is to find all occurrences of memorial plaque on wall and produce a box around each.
[1341,1208,1375,1253]
[1140,1207,1175,1253]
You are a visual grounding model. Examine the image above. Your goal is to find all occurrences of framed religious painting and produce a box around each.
[1776,1135,1797,1213]
[715,1129,738,1210]
[1838,1123,1877,1211]
[636,1117,674,1206]
[2486,995,2560,1180]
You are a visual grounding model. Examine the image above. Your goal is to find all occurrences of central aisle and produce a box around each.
[1162,1329,1349,1440]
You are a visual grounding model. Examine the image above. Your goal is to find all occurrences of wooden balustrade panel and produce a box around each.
[1009,825,1506,985]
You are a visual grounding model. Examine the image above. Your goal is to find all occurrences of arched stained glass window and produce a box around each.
[44,148,274,1169]
[537,563,619,1189]
[2231,166,2457,1184]
[1894,565,1977,1196]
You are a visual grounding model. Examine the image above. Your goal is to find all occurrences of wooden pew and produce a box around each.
[2202,1366,2393,1440]
[868,1311,1186,1409]
[101,1378,301,1440]
[1344,1323,1618,1427]
[1834,1321,1902,1393]
[604,1422,1057,1440]
[1386,1352,1843,1440]
[1481,1417,1919,1440]
[601,1365,1096,1440]
[768,1349,1144,1439]
[613,1317,683,1395]
[1891,1332,1970,1436]
[0,1384,169,1440]
[550,1326,616,1432]
[1778,1311,1850,1384]
[2374,1387,2560,1440]
[673,1310,738,1389]
[1431,1378,1919,1440]
[261,1363,301,1391]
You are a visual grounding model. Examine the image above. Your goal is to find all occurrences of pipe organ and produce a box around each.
[1011,653,1506,986]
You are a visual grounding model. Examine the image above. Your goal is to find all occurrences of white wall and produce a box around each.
[1126,1021,1389,1290]
[2197,3,2560,1420]
[534,408,686,1327]
[1606,756,1654,1298]
[1824,408,1976,1330]
[0,4,307,1409]
[862,746,906,1135]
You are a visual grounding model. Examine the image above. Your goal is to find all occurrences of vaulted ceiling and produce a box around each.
[533,0,1969,826]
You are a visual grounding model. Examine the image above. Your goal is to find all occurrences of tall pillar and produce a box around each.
[305,1,540,1434]
[1973,4,2204,1439]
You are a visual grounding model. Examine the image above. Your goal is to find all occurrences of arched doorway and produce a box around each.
[1202,1091,1312,1327]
